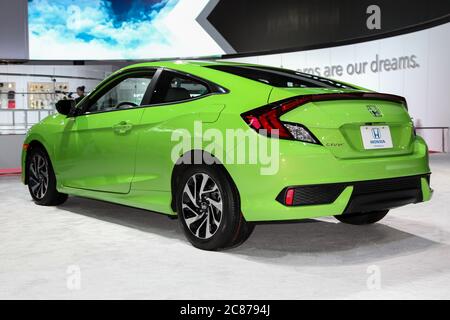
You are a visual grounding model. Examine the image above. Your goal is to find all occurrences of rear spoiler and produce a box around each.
[275,92,408,110]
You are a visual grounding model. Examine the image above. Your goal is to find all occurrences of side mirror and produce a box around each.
[55,99,75,116]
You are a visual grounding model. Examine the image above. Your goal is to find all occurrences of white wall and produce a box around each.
[0,64,115,108]
[0,64,117,168]
[224,23,450,152]
[0,64,115,131]
[0,134,25,168]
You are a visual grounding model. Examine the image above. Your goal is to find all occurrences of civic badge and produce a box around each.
[367,105,383,117]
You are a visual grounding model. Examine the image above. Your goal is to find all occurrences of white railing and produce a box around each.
[0,108,54,134]
[416,127,449,153]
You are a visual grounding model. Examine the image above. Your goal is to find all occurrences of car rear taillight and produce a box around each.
[241,92,408,143]
[241,96,319,143]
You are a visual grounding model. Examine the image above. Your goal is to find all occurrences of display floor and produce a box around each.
[1,154,449,299]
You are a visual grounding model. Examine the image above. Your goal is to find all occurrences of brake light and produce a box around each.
[241,96,317,142]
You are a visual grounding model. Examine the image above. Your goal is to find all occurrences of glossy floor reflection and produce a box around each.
[0,154,449,299]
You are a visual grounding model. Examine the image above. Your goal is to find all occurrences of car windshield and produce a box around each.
[208,65,355,89]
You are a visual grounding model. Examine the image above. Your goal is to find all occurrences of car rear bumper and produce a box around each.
[276,174,430,213]
[225,136,432,222]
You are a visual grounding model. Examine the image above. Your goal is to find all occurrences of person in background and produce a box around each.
[75,86,86,104]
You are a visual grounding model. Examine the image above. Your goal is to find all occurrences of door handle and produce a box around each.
[113,121,133,134]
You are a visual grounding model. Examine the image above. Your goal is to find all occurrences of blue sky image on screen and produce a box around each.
[28,0,223,60]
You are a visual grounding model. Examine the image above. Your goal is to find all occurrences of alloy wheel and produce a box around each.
[181,173,223,239]
[28,153,49,200]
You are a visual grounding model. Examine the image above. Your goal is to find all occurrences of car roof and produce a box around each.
[114,60,366,93]
[120,59,252,70]
[114,60,270,89]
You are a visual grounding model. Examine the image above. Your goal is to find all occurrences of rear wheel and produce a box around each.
[334,210,389,225]
[27,147,68,206]
[176,165,254,251]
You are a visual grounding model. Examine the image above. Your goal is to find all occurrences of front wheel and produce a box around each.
[27,147,68,206]
[334,210,389,225]
[176,165,254,251]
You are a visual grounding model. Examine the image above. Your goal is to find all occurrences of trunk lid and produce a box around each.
[270,88,414,159]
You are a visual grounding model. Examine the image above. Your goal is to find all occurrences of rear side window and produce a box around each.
[151,70,210,104]
[208,65,355,89]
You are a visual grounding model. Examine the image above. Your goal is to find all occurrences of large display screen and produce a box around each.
[28,0,450,61]
[28,0,225,60]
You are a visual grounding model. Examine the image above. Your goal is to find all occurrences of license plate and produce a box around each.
[360,125,393,149]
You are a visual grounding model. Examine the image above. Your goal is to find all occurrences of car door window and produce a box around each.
[151,71,210,104]
[87,75,153,113]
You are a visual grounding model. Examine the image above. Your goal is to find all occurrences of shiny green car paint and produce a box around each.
[22,60,432,221]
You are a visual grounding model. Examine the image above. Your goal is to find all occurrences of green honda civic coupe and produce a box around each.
[21,60,432,250]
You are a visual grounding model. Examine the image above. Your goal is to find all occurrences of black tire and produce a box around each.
[334,210,389,225]
[176,164,253,251]
[228,219,255,249]
[27,146,68,206]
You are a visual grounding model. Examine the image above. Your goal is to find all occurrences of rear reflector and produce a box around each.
[285,188,295,206]
[23,144,29,150]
